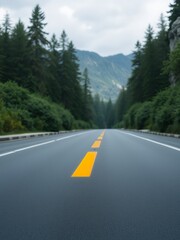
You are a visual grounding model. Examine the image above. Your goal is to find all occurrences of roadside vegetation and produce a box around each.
[0,1,180,134]
[115,85,180,133]
[0,5,113,134]
[0,81,76,133]
[114,0,180,133]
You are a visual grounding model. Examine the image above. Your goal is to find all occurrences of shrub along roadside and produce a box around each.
[0,82,89,134]
[115,85,180,134]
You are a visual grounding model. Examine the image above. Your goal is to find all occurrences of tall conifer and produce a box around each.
[27,4,49,93]
[168,0,180,27]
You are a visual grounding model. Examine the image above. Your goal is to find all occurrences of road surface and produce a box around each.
[0,129,180,240]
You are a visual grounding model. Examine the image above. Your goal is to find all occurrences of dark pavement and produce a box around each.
[0,129,180,240]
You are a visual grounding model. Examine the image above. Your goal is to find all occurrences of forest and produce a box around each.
[0,0,180,134]
[0,4,113,133]
[115,0,180,133]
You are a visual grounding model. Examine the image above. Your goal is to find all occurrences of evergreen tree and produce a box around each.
[141,25,157,101]
[126,41,143,106]
[10,20,31,87]
[59,32,83,119]
[154,14,169,90]
[60,30,68,52]
[59,30,69,106]
[165,42,180,83]
[168,0,180,27]
[115,87,128,123]
[67,41,83,119]
[27,4,49,93]
[93,94,106,128]
[47,34,62,102]
[82,68,93,122]
[0,14,12,82]
[28,5,49,48]
[105,99,115,128]
[0,26,3,81]
[115,18,170,125]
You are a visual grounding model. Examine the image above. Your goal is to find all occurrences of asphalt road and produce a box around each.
[0,129,180,240]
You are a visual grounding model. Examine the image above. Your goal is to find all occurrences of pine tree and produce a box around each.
[59,30,69,106]
[0,26,3,81]
[82,68,93,122]
[93,94,106,128]
[0,14,12,82]
[105,99,115,128]
[27,4,49,93]
[168,0,180,27]
[47,34,62,102]
[59,32,83,119]
[11,20,31,87]
[127,41,143,106]
[115,87,128,123]
[154,14,169,90]
[67,41,83,119]
[28,5,49,48]
[60,30,68,52]
[165,42,180,83]
[141,25,157,101]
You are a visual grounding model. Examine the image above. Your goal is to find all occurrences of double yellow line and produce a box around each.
[71,131,105,178]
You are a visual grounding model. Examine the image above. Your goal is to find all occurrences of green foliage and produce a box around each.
[126,41,143,106]
[105,99,115,128]
[59,38,84,120]
[164,42,180,83]
[0,14,12,83]
[73,120,94,130]
[0,100,25,134]
[117,86,180,133]
[168,0,180,28]
[0,7,96,130]
[114,14,172,132]
[0,82,75,133]
[135,102,152,129]
[123,103,142,129]
[27,4,49,94]
[81,68,94,122]
[10,20,31,87]
[92,94,106,128]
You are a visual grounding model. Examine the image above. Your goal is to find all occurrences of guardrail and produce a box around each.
[0,131,70,142]
[129,129,180,138]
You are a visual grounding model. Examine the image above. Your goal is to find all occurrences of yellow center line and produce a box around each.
[91,140,101,148]
[98,136,103,140]
[71,131,106,178]
[71,152,97,177]
[100,132,105,137]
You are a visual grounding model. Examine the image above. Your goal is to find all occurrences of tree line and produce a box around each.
[114,0,180,133]
[1,1,180,134]
[0,5,112,133]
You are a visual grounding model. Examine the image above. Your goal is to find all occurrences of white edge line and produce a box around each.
[0,132,89,158]
[120,131,180,152]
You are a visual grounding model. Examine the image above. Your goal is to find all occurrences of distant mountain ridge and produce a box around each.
[76,50,132,101]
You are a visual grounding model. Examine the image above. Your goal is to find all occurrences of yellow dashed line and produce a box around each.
[91,140,101,148]
[71,130,106,178]
[98,136,103,140]
[71,152,97,177]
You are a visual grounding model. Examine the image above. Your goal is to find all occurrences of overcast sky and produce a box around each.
[0,0,173,56]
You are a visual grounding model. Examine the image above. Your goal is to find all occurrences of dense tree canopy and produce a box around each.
[115,10,180,133]
[0,5,109,132]
[0,3,180,133]
[169,0,180,27]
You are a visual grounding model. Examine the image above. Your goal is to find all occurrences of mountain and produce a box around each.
[76,50,132,101]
